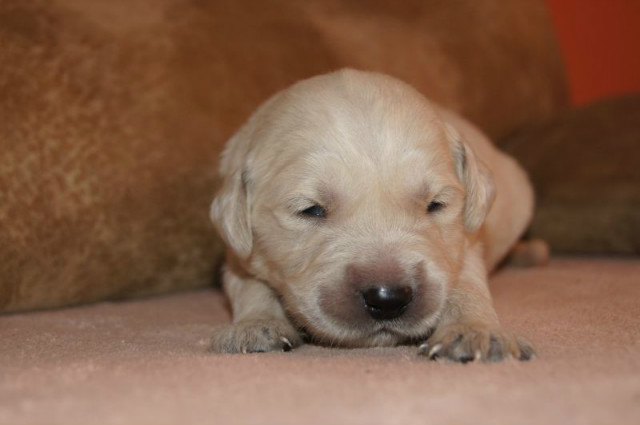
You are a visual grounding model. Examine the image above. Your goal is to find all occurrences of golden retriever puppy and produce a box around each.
[210,69,536,362]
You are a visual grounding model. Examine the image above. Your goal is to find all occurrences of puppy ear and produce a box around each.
[210,126,254,259]
[445,123,495,233]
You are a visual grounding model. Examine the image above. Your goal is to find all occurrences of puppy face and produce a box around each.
[212,70,494,346]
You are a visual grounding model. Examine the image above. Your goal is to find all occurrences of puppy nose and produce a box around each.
[362,285,413,320]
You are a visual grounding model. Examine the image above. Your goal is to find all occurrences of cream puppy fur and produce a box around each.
[210,69,535,362]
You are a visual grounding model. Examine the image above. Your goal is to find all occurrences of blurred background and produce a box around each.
[546,0,640,104]
[1,0,638,313]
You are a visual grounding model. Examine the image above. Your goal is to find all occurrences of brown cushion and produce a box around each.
[500,95,640,254]
[0,0,567,312]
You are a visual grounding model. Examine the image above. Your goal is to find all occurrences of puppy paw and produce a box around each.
[506,239,550,267]
[417,322,535,363]
[210,319,302,354]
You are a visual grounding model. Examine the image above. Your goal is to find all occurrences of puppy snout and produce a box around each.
[362,285,413,320]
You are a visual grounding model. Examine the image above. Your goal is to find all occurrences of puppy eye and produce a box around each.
[427,200,445,213]
[299,205,327,218]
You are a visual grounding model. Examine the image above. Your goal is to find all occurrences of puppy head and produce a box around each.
[211,69,495,346]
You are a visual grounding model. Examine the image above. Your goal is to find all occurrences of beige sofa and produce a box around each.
[1,1,638,423]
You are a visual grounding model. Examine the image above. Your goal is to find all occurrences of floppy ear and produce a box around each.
[445,123,496,233]
[210,125,254,259]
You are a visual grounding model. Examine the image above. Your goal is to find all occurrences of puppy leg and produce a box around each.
[211,266,302,353]
[418,245,536,362]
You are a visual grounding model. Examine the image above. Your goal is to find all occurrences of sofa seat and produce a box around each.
[1,258,638,425]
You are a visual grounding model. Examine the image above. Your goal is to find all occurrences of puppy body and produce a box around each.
[210,69,535,361]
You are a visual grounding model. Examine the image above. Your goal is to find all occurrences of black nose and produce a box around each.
[362,285,413,320]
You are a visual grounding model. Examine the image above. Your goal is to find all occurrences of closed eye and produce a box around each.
[427,200,445,213]
[299,204,327,218]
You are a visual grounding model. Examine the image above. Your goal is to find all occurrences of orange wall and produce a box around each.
[545,0,640,105]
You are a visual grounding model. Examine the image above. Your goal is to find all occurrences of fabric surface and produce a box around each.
[0,0,567,312]
[501,95,640,254]
[1,258,638,425]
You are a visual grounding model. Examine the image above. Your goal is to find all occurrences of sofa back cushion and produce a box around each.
[0,0,567,312]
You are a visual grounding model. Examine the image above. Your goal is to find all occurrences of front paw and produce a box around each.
[417,322,536,363]
[210,319,302,354]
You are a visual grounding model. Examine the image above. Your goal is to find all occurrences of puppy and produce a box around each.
[210,69,536,362]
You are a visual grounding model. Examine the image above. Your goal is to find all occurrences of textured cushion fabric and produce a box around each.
[0,0,568,312]
[1,259,639,424]
[501,95,640,254]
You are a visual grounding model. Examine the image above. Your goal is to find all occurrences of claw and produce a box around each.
[428,344,442,360]
[519,350,536,361]
[280,337,292,352]
[417,343,429,355]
